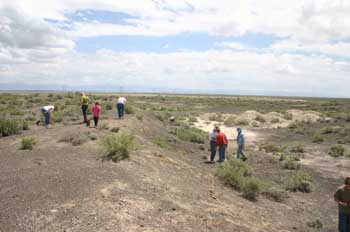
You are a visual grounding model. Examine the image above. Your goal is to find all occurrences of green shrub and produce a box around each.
[288,122,298,129]
[282,159,301,170]
[20,137,36,150]
[241,177,262,201]
[155,112,171,122]
[262,187,288,202]
[209,114,224,122]
[216,159,251,190]
[284,113,293,120]
[98,122,109,130]
[0,119,21,136]
[306,219,323,229]
[224,116,236,127]
[53,111,64,123]
[286,171,313,193]
[312,134,324,143]
[105,103,113,110]
[290,144,305,153]
[235,118,249,126]
[152,136,169,149]
[125,105,135,114]
[320,126,336,134]
[59,132,90,146]
[176,127,206,144]
[329,145,345,157]
[260,143,286,153]
[22,121,29,130]
[25,116,36,122]
[136,113,143,121]
[188,116,198,123]
[254,115,266,123]
[10,109,24,116]
[100,133,134,162]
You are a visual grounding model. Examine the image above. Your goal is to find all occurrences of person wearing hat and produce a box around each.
[237,128,247,161]
[334,177,350,232]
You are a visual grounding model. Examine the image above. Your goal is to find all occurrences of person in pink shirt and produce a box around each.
[92,102,102,127]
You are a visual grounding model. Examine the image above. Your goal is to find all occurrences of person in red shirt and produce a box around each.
[216,128,228,162]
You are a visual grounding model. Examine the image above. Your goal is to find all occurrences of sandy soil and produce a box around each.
[0,108,342,232]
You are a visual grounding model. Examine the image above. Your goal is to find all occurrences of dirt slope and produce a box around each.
[0,112,340,231]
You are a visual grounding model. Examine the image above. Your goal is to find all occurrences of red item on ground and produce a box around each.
[216,132,228,146]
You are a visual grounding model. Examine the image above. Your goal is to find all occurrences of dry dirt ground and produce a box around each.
[1,94,349,232]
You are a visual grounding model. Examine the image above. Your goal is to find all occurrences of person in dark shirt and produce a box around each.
[334,177,350,232]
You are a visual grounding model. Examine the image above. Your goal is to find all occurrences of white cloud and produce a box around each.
[1,49,350,96]
[1,1,350,96]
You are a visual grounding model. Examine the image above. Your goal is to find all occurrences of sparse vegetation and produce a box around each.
[209,113,224,122]
[176,127,207,144]
[217,159,262,201]
[152,136,169,149]
[328,144,345,157]
[290,144,305,153]
[125,105,135,114]
[20,137,36,150]
[312,134,324,143]
[59,132,95,146]
[262,187,288,202]
[282,158,301,170]
[224,116,236,127]
[235,118,249,126]
[0,119,21,137]
[98,122,109,130]
[254,115,266,123]
[100,133,134,162]
[286,171,313,193]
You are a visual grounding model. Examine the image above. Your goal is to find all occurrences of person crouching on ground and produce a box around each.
[39,105,55,128]
[92,102,102,127]
[237,128,247,161]
[80,92,90,124]
[116,96,127,119]
[216,128,228,163]
[209,127,218,163]
[334,177,350,232]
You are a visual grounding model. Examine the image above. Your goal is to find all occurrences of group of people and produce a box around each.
[38,93,127,128]
[36,93,350,231]
[208,126,247,163]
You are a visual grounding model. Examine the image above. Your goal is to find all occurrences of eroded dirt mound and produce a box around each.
[196,109,326,129]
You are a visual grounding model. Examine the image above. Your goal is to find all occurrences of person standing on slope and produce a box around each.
[237,128,247,161]
[116,96,127,119]
[91,102,102,127]
[209,127,218,163]
[334,177,350,232]
[216,128,228,163]
[80,92,90,124]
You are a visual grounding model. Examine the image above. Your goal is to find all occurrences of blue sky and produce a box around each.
[1,0,350,97]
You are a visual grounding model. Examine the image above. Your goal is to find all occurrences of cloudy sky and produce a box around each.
[1,0,350,97]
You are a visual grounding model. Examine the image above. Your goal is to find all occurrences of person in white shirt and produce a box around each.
[116,97,127,119]
[39,105,55,128]
[209,126,219,163]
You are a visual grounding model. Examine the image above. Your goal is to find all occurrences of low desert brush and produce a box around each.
[100,133,134,162]
[20,137,36,150]
[286,171,313,193]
